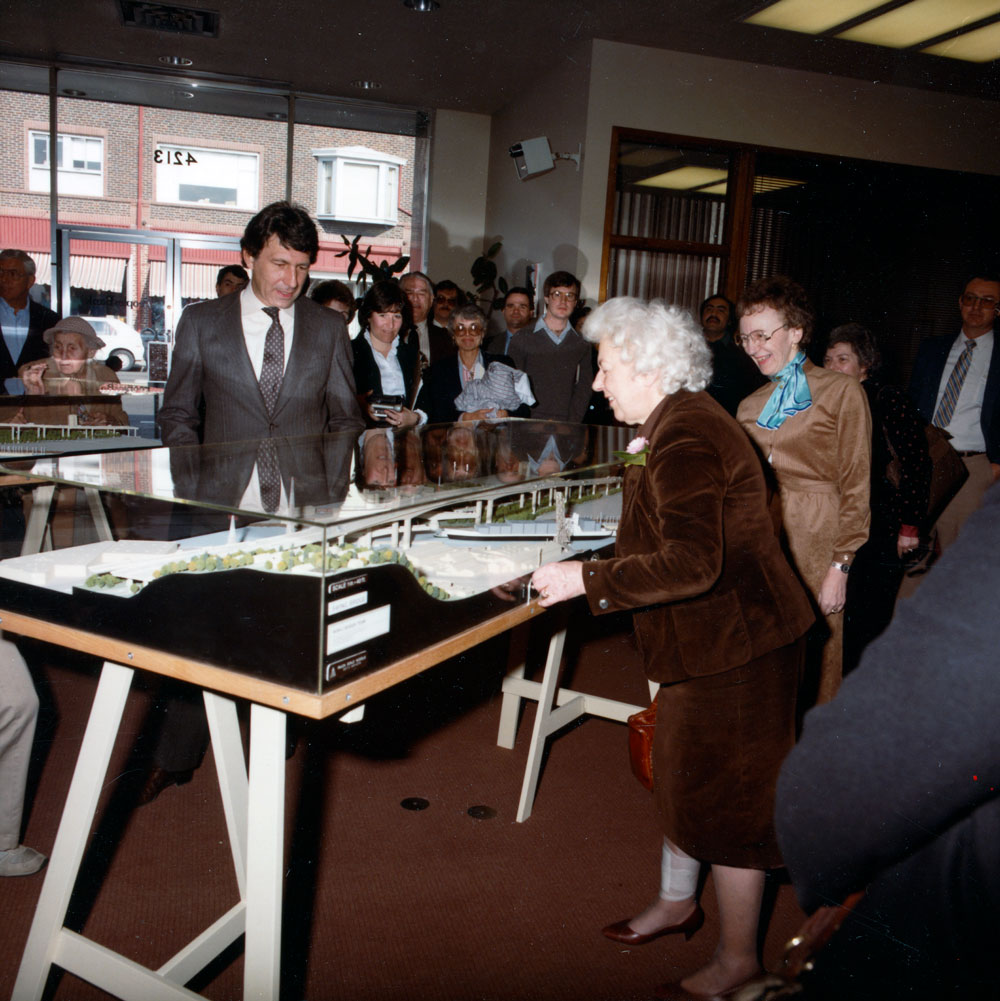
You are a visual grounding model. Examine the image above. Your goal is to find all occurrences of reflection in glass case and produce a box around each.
[1,387,148,458]
[0,420,628,695]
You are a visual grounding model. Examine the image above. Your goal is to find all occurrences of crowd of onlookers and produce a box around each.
[2,206,999,997]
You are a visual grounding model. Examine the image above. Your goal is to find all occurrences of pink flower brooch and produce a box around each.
[614,435,649,467]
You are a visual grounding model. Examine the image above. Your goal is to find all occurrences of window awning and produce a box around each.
[32,252,128,293]
[147,261,217,300]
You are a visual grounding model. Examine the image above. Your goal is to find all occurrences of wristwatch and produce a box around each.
[831,560,851,574]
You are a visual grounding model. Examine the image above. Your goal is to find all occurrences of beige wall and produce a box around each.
[484,42,593,301]
[444,40,1000,303]
[575,40,1000,294]
[426,109,492,286]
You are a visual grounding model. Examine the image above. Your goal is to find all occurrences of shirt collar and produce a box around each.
[364,330,400,357]
[534,316,575,340]
[959,328,994,349]
[240,283,294,321]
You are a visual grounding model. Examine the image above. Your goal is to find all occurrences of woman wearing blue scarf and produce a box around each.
[737,277,872,708]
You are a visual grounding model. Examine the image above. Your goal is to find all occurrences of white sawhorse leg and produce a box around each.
[21,483,56,555]
[243,703,286,1001]
[499,624,660,824]
[83,486,114,542]
[12,661,135,1001]
[13,667,287,1001]
[20,484,113,557]
[511,625,573,822]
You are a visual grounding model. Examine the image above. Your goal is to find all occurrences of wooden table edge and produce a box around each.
[0,600,545,719]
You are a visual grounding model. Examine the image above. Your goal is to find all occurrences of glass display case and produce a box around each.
[0,420,628,695]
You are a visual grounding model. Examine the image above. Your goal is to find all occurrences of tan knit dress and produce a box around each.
[738,360,872,705]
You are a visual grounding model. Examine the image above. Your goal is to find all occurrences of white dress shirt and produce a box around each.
[240,285,295,378]
[935,329,993,452]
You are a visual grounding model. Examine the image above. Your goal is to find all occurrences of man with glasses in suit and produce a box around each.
[909,271,1000,556]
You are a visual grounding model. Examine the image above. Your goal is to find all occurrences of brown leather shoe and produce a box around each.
[602,903,705,945]
[138,766,194,805]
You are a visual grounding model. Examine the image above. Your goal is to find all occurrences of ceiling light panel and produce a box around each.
[636,166,729,190]
[745,0,889,34]
[836,0,1000,48]
[921,18,1000,59]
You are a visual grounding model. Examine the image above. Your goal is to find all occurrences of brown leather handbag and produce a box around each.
[627,700,657,791]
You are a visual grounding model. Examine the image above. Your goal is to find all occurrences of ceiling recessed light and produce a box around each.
[174,90,195,99]
[60,89,87,97]
[636,166,729,190]
[836,0,1000,48]
[745,0,888,34]
[351,80,382,90]
[922,18,1000,60]
[159,55,193,66]
[266,111,287,120]
[404,0,440,9]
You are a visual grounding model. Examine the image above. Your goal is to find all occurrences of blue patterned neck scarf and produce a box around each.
[756,351,811,429]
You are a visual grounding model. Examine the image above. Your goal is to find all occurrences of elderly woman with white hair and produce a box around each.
[533,296,813,1001]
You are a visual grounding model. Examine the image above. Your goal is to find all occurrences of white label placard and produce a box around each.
[327,591,367,616]
[326,605,390,654]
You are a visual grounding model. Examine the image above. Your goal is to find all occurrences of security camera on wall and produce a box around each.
[509,137,555,180]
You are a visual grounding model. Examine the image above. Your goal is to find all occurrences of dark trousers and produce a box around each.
[843,534,903,675]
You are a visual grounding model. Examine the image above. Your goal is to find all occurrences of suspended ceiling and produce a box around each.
[2,0,998,115]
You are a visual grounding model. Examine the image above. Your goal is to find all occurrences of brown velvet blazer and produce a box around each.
[583,390,814,683]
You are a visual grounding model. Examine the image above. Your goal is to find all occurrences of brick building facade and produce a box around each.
[0,89,415,337]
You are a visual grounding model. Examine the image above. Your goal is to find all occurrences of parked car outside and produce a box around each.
[79,316,146,371]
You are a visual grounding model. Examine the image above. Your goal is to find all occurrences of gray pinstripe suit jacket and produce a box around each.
[159,291,364,446]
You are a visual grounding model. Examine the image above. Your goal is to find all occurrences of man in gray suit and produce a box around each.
[147,203,363,803]
[159,200,363,449]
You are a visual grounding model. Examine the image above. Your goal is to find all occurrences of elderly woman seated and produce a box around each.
[15,316,127,427]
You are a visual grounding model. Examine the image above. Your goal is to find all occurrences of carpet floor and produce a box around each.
[3,612,807,1001]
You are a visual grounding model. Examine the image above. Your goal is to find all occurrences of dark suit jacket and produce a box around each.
[775,483,1000,996]
[169,431,355,514]
[706,335,766,416]
[583,390,814,683]
[909,331,1000,463]
[0,299,58,389]
[485,329,517,355]
[415,351,529,425]
[351,333,422,426]
[405,321,454,366]
[158,292,364,446]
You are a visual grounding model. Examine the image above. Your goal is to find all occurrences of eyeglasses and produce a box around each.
[961,293,999,309]
[435,294,458,304]
[548,290,578,302]
[736,323,788,350]
[453,323,483,334]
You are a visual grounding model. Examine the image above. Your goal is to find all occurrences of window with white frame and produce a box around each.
[29,131,104,196]
[154,144,259,209]
[312,146,405,226]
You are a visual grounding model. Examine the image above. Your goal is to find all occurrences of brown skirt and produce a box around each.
[652,638,804,869]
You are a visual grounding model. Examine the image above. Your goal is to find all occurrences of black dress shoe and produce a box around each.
[139,766,194,805]
[602,903,705,945]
